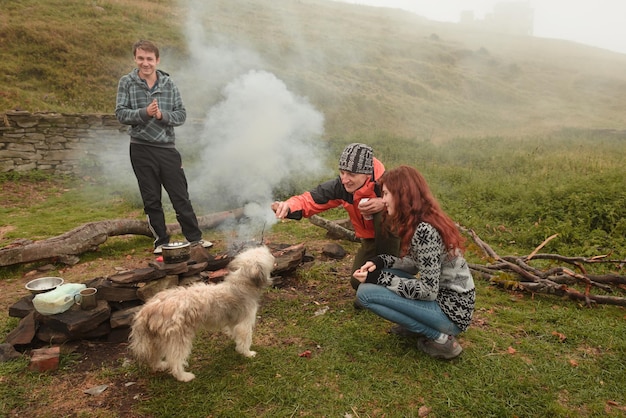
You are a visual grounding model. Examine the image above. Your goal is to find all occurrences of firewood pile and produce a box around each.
[465,229,626,307]
[4,244,305,348]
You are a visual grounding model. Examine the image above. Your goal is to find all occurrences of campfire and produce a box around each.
[5,243,306,348]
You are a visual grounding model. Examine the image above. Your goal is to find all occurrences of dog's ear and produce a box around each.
[240,262,271,288]
[229,246,274,287]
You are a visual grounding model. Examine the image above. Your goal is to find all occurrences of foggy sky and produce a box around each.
[333,0,626,55]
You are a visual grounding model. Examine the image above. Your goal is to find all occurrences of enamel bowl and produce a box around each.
[25,277,64,295]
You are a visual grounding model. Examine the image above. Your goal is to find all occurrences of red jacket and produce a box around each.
[284,158,385,239]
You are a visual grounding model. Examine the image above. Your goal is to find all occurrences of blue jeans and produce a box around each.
[356,271,461,340]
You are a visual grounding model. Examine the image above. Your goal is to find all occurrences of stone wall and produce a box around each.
[0,110,126,174]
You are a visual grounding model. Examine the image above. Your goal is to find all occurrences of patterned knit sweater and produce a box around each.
[364,222,475,331]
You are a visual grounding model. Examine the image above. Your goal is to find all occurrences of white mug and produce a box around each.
[359,198,373,220]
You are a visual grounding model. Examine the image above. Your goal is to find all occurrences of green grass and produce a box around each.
[0,177,142,242]
[0,0,185,113]
[105,280,626,417]
[1,133,626,417]
[350,131,626,259]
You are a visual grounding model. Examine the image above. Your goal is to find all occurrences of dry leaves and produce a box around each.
[298,350,312,358]
[551,331,567,342]
[418,405,432,416]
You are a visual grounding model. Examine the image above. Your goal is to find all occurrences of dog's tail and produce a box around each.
[128,308,159,366]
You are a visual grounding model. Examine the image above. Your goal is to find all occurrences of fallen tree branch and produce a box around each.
[520,253,623,265]
[308,215,358,242]
[521,282,626,306]
[0,208,245,267]
[527,233,559,260]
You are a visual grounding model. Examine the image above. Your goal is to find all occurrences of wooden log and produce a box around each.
[308,215,358,242]
[519,282,626,307]
[0,208,245,267]
[271,243,306,273]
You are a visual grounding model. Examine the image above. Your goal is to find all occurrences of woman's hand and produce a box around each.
[352,261,377,283]
[352,269,368,283]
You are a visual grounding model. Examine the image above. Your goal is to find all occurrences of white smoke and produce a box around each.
[186,69,327,242]
[173,3,329,243]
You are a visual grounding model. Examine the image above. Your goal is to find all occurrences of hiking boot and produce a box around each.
[388,325,424,338]
[417,335,463,360]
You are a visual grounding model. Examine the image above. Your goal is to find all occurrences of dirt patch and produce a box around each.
[0,179,65,209]
[24,341,147,418]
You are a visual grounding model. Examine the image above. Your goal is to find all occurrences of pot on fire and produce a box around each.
[162,241,191,264]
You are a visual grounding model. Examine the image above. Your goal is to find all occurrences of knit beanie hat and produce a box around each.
[338,143,373,174]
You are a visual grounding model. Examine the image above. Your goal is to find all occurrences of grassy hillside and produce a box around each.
[2,0,626,140]
[2,2,626,416]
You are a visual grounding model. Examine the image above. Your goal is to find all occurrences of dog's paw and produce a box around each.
[174,371,196,382]
[243,350,257,358]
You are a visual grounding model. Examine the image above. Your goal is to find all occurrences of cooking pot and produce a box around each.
[162,241,191,264]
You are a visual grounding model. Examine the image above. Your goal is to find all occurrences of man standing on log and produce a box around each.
[115,40,211,255]
[272,143,400,299]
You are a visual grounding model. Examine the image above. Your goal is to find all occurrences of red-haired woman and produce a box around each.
[352,165,475,359]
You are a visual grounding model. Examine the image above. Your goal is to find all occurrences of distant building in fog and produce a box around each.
[460,1,533,36]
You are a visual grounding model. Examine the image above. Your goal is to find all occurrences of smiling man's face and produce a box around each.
[134,48,160,80]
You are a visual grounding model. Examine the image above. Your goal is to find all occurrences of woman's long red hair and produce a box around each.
[379,165,465,256]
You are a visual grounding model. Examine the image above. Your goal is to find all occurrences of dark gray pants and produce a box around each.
[130,143,202,248]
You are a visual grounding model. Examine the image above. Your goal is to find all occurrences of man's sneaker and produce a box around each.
[192,239,213,248]
[417,335,463,360]
[153,245,164,255]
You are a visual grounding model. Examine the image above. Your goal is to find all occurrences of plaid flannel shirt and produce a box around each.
[115,68,186,145]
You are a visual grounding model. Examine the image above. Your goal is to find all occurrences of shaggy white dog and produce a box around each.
[129,245,275,382]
